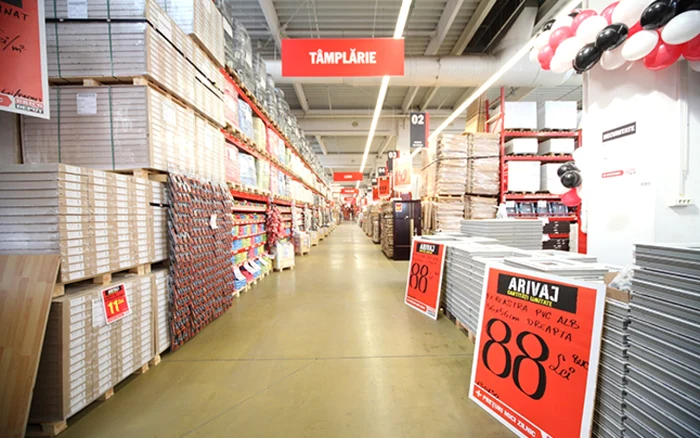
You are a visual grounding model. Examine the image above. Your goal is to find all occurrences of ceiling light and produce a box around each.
[428,0,581,142]
[358,0,412,174]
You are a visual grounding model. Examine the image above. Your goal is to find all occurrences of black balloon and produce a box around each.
[569,8,582,18]
[573,43,603,74]
[669,0,700,14]
[561,171,582,189]
[557,163,579,177]
[641,1,677,29]
[542,19,556,31]
[596,24,629,51]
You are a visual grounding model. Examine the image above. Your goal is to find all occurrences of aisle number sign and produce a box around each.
[101,283,131,324]
[410,112,429,149]
[469,264,606,438]
[404,238,446,320]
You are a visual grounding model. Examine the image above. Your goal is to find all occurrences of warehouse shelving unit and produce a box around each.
[486,87,585,253]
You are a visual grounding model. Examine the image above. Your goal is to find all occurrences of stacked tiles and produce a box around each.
[593,297,631,438]
[435,135,469,195]
[0,164,167,283]
[503,256,607,281]
[30,273,155,423]
[158,0,225,66]
[433,198,465,232]
[465,133,500,197]
[541,163,567,194]
[152,268,170,356]
[460,219,543,250]
[626,243,700,438]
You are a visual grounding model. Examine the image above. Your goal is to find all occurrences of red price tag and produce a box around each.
[101,283,130,324]
[404,239,445,319]
[469,265,606,438]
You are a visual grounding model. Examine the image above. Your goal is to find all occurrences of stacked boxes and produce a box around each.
[465,133,500,196]
[505,161,541,192]
[158,0,225,66]
[30,273,159,422]
[0,164,167,283]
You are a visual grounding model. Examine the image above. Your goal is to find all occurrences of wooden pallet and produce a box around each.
[54,263,152,297]
[112,168,168,182]
[443,309,477,343]
[274,265,294,272]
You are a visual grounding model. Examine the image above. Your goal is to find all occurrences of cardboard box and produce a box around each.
[538,101,577,130]
[495,102,537,130]
[505,138,538,155]
[604,271,631,303]
[538,138,575,155]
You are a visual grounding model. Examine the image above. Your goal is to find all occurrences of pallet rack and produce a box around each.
[486,87,586,253]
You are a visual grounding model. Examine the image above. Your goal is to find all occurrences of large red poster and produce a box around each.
[0,0,49,118]
[404,239,445,320]
[469,264,606,438]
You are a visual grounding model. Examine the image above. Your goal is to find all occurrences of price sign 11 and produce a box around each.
[101,283,130,324]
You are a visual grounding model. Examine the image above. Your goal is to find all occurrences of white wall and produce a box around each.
[583,60,700,265]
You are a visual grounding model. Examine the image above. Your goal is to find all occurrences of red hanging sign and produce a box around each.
[372,187,379,201]
[282,38,404,77]
[340,188,359,195]
[333,172,363,182]
[343,197,356,205]
[469,265,605,438]
[377,177,391,199]
[404,239,446,319]
[0,0,50,119]
[101,283,131,324]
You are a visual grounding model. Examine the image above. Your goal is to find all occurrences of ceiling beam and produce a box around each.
[315,135,328,155]
[450,0,499,55]
[421,87,439,111]
[376,135,395,157]
[402,0,464,115]
[257,0,309,112]
[453,88,473,110]
[305,130,393,137]
[294,109,455,118]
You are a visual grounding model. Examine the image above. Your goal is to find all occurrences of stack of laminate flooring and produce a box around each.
[460,219,542,250]
[626,243,700,438]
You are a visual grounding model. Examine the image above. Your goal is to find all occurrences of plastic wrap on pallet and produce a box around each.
[238,152,257,187]
[269,166,279,194]
[194,116,226,184]
[156,0,225,66]
[223,78,239,128]
[225,143,240,183]
[466,157,500,196]
[22,85,199,173]
[253,117,266,150]
[224,17,254,89]
[256,159,270,192]
[432,198,465,232]
[464,196,498,219]
[252,52,267,99]
[237,98,254,139]
[265,74,278,121]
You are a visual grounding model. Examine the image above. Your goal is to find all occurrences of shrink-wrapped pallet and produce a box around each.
[238,153,257,187]
[253,117,267,150]
[224,142,240,183]
[157,0,225,66]
[195,116,226,183]
[22,85,196,173]
[466,157,499,196]
[223,77,239,129]
[432,198,465,232]
[464,196,497,219]
[256,159,270,192]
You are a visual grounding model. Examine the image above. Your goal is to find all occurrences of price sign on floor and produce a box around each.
[101,283,131,324]
[404,238,445,320]
[469,264,605,438]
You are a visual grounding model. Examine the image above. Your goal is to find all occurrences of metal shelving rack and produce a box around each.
[486,87,586,253]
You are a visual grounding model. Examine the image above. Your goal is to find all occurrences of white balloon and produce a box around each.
[612,0,655,27]
[576,15,608,43]
[535,30,552,51]
[600,47,627,70]
[690,61,700,73]
[551,16,574,31]
[555,36,586,63]
[661,11,700,45]
[621,30,659,61]
[550,53,573,73]
[549,180,569,195]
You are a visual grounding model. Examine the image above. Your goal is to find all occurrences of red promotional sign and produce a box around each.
[404,239,446,320]
[101,283,131,324]
[340,188,359,195]
[333,172,363,182]
[344,197,356,205]
[378,177,391,199]
[372,187,379,201]
[469,265,606,438]
[0,0,50,118]
[393,157,412,192]
[282,38,404,77]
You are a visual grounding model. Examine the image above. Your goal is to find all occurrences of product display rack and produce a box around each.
[486,87,584,252]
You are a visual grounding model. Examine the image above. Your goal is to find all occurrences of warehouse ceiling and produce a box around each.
[229,0,582,180]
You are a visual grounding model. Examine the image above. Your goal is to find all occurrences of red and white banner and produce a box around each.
[377,177,391,199]
[282,38,404,77]
[340,188,359,195]
[0,0,50,119]
[333,172,363,182]
[469,264,606,438]
[404,239,446,320]
[393,157,412,192]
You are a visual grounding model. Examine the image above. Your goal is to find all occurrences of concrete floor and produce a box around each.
[62,224,511,437]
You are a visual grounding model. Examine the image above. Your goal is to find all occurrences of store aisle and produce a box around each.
[61,224,510,437]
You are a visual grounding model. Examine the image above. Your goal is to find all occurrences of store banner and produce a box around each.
[393,157,412,192]
[372,187,379,201]
[409,112,429,149]
[333,172,363,182]
[377,177,390,199]
[340,188,359,195]
[281,38,404,77]
[0,0,50,118]
[344,197,356,205]
[469,264,606,438]
[404,238,446,319]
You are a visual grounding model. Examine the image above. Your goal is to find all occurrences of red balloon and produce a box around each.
[538,45,555,70]
[600,1,619,25]
[571,10,598,33]
[644,41,682,70]
[561,188,582,207]
[681,34,700,61]
[628,22,642,37]
[549,26,574,51]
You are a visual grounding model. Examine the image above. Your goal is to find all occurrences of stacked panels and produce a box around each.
[466,133,500,197]
[434,135,469,195]
[626,243,700,438]
[158,0,225,66]
[592,298,630,438]
[503,256,608,281]
[152,268,170,355]
[432,198,465,232]
[460,219,542,250]
[0,164,167,283]
[540,163,566,194]
[464,196,497,219]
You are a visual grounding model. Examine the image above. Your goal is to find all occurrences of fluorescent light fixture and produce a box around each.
[358,0,412,174]
[428,0,581,142]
